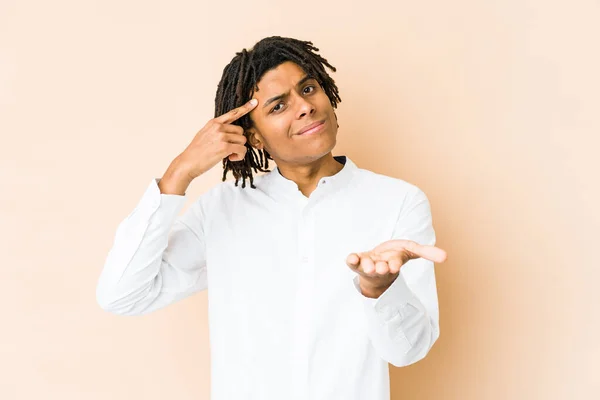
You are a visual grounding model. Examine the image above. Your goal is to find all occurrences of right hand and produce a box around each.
[177,98,258,180]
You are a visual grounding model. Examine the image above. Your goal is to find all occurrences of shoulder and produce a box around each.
[192,172,271,208]
[352,166,427,204]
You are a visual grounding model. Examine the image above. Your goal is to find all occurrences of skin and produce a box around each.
[246,61,447,298]
[346,240,447,298]
[245,61,343,198]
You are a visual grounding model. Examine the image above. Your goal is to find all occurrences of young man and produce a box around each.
[96,36,447,400]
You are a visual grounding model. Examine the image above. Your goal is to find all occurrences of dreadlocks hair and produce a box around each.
[213,36,342,189]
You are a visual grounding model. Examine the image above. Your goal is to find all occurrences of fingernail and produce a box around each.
[249,99,258,106]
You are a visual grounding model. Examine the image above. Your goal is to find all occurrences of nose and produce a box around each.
[296,95,315,119]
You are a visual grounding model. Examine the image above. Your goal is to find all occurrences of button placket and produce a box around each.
[291,207,316,399]
[297,207,316,265]
[297,209,307,264]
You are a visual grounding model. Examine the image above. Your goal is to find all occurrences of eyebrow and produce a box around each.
[262,74,315,109]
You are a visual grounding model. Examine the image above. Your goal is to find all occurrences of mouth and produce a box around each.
[295,119,326,136]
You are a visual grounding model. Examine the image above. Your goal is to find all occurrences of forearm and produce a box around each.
[96,178,188,315]
[353,265,440,367]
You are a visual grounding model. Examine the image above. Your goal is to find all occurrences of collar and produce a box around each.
[262,155,357,204]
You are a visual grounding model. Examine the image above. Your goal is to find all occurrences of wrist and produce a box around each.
[359,280,388,299]
[159,159,193,195]
[358,275,397,299]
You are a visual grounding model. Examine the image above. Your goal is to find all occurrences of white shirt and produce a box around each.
[96,155,440,400]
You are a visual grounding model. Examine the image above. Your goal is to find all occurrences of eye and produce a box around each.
[269,85,317,114]
[303,85,316,94]
[271,102,284,113]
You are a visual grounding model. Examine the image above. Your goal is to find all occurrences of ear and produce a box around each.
[246,128,264,150]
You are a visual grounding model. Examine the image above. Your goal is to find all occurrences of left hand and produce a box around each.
[346,240,447,296]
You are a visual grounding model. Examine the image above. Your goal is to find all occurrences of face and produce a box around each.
[246,61,338,165]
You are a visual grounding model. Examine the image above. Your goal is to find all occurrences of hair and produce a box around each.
[213,36,342,189]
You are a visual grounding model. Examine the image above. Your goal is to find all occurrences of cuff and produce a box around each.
[132,178,187,225]
[352,273,417,323]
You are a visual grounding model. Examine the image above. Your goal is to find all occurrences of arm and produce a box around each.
[95,177,209,316]
[96,97,261,316]
[354,188,440,367]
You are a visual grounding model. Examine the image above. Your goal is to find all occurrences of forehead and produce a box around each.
[253,61,308,96]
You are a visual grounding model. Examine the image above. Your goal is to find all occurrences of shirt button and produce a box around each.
[377,304,396,321]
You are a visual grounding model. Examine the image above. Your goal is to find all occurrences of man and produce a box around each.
[96,35,447,400]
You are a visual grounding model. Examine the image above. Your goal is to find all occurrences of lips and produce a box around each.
[296,120,325,135]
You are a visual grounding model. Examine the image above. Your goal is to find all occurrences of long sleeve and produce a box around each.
[96,178,209,316]
[353,188,440,367]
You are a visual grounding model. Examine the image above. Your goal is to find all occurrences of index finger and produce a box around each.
[215,98,258,124]
[373,240,448,263]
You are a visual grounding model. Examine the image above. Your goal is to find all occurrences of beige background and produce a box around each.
[1,0,598,399]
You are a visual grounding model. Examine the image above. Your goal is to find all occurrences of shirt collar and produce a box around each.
[262,155,357,202]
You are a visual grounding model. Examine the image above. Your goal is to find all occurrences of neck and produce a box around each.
[276,153,344,196]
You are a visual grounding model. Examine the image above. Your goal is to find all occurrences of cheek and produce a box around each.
[268,117,294,138]
[318,99,335,118]
[254,119,292,151]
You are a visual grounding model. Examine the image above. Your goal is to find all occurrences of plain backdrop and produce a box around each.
[1,0,598,399]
